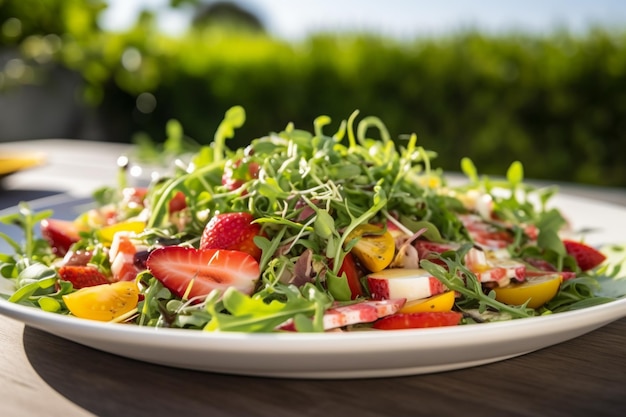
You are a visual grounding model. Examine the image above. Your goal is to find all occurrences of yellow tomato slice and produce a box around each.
[63,281,139,321]
[98,221,145,245]
[493,274,563,309]
[399,290,456,313]
[345,224,395,272]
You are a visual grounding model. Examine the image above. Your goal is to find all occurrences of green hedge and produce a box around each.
[2,3,625,186]
[108,29,626,187]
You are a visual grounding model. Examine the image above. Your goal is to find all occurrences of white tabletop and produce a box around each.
[1,139,132,202]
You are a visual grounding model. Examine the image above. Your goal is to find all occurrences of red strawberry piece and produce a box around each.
[40,218,82,256]
[168,191,187,213]
[146,246,260,300]
[563,240,607,271]
[200,212,264,261]
[373,311,463,330]
[58,265,110,289]
[221,159,260,191]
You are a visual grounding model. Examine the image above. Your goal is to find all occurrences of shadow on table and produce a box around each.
[21,323,626,417]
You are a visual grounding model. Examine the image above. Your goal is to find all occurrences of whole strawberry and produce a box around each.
[200,212,264,261]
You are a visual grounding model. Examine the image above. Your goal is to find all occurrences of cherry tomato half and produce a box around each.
[493,273,562,309]
[399,291,456,313]
[345,224,395,272]
[63,281,139,321]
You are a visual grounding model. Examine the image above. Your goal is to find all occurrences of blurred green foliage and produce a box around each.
[1,0,625,186]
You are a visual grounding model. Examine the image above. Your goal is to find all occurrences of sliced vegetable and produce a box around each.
[63,281,139,321]
[345,224,395,272]
[373,311,463,330]
[109,232,145,282]
[98,220,145,244]
[493,273,563,308]
[367,268,446,301]
[464,247,526,286]
[323,298,405,330]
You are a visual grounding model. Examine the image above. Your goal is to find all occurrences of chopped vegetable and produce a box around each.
[493,274,563,309]
[63,281,139,322]
[399,291,456,313]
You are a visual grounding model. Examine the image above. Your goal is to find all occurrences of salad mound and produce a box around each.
[0,106,623,332]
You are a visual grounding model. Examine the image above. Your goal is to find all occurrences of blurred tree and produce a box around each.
[191,1,266,34]
[0,0,107,140]
[0,0,105,44]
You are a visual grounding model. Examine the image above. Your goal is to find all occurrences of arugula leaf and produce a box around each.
[420,254,534,319]
[204,284,331,332]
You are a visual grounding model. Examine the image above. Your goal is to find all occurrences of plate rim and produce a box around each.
[2,288,625,347]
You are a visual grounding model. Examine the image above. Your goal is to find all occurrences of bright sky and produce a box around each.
[99,0,626,40]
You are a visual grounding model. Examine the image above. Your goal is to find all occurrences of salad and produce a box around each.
[0,106,624,333]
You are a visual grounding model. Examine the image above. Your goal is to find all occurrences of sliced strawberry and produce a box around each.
[563,240,607,271]
[40,218,82,256]
[200,212,265,261]
[146,246,260,300]
[58,265,110,289]
[372,311,463,330]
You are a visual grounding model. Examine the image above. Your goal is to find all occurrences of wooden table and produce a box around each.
[1,139,625,417]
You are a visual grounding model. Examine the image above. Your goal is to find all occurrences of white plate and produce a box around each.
[1,193,626,379]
